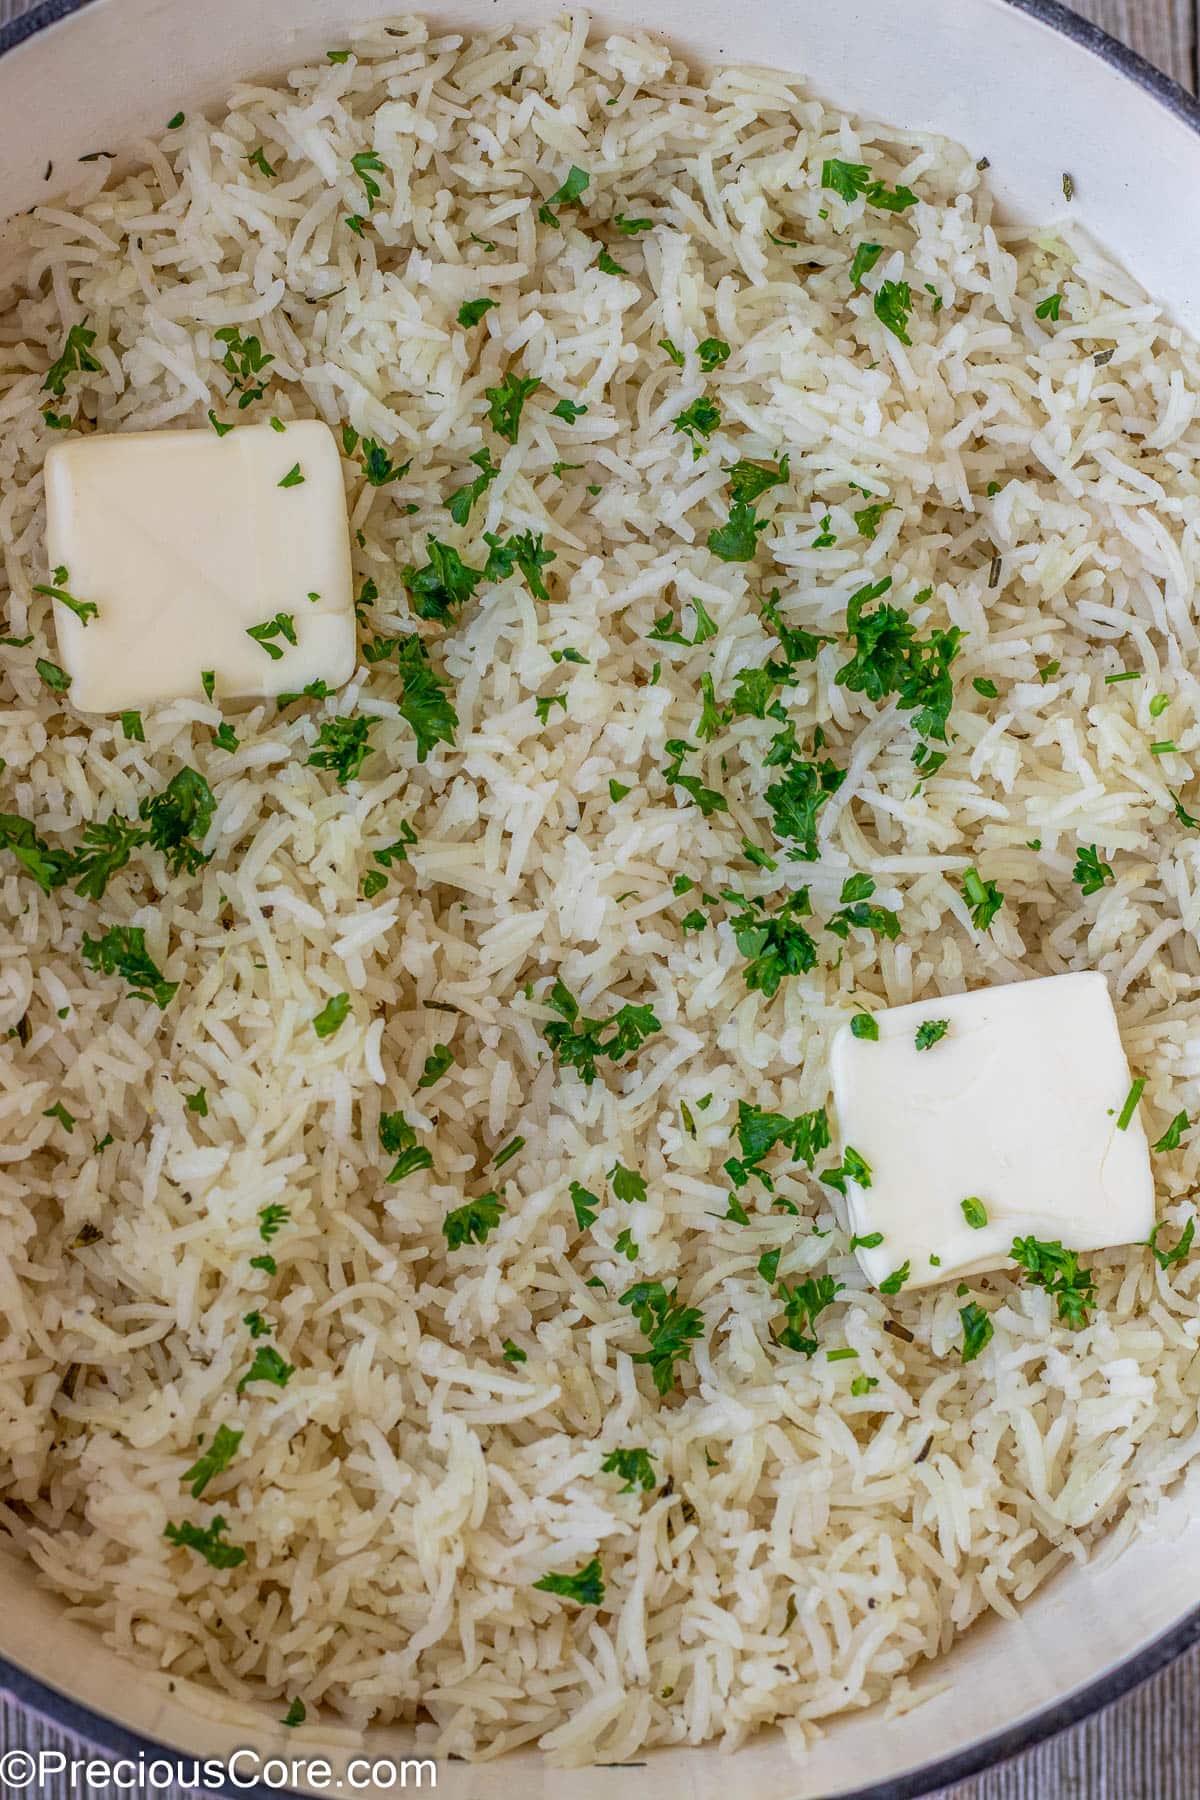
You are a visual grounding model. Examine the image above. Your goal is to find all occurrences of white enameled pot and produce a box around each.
[3,2,1200,1795]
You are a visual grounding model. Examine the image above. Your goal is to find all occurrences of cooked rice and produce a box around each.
[2,10,1200,1767]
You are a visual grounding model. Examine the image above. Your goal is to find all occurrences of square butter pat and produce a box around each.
[44,421,355,711]
[830,971,1154,1292]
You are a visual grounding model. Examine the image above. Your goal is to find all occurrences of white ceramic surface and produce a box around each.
[4,2,1200,1794]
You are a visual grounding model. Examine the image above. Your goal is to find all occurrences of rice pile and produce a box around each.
[3,10,1200,1766]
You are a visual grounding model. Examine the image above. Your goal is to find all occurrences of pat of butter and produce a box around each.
[44,421,355,711]
[830,971,1154,1293]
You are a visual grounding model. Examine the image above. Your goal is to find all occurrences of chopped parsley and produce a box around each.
[914,1018,949,1051]
[81,926,177,1009]
[775,1275,840,1357]
[163,1515,246,1569]
[359,440,409,487]
[854,500,894,539]
[37,658,71,693]
[307,715,373,785]
[538,165,589,227]
[849,242,884,288]
[826,873,901,943]
[1035,292,1063,321]
[961,1196,988,1229]
[214,326,274,408]
[1147,1217,1195,1270]
[698,337,731,370]
[763,752,846,860]
[139,766,215,876]
[443,1191,505,1249]
[533,1557,604,1605]
[662,738,726,817]
[570,1180,600,1230]
[961,867,1004,930]
[457,297,497,328]
[236,1344,295,1395]
[43,323,102,397]
[727,455,789,506]
[42,1101,75,1132]
[33,566,98,626]
[258,1204,289,1241]
[502,1340,527,1363]
[609,1162,647,1204]
[850,1013,878,1040]
[551,397,588,422]
[396,635,458,762]
[186,1087,208,1116]
[350,148,386,211]
[821,1146,872,1195]
[247,146,277,178]
[1010,1235,1095,1327]
[543,980,661,1085]
[959,1301,993,1363]
[874,279,913,344]
[727,1100,830,1188]
[1152,1110,1190,1152]
[402,536,482,622]
[181,1423,242,1498]
[725,887,818,997]
[484,528,556,599]
[417,1044,455,1089]
[834,577,961,752]
[600,1447,656,1493]
[282,1700,307,1729]
[1073,844,1113,896]
[596,246,626,275]
[485,371,541,443]
[447,447,500,525]
[619,1279,704,1393]
[312,992,351,1037]
[615,213,653,235]
[708,500,768,562]
[673,396,721,453]
[246,612,297,659]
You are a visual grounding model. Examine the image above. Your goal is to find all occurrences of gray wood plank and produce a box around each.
[1074,0,1195,88]
[0,3,1197,1800]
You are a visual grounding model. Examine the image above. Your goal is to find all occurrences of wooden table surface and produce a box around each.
[1,0,1199,1795]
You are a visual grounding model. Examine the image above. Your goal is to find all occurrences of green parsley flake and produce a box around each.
[1010,1235,1094,1327]
[1152,1110,1190,1152]
[600,1447,656,1493]
[181,1424,242,1498]
[312,992,351,1037]
[914,1018,949,1051]
[1147,1217,1195,1270]
[959,1301,994,1363]
[961,1196,988,1229]
[619,1279,704,1393]
[246,612,297,659]
[961,867,1004,930]
[533,1557,604,1605]
[538,165,589,226]
[81,926,177,1009]
[443,1191,504,1250]
[236,1344,295,1395]
[1073,844,1114,896]
[457,297,497,327]
[163,1514,246,1569]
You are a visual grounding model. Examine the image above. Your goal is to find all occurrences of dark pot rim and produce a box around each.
[1,0,1198,1793]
